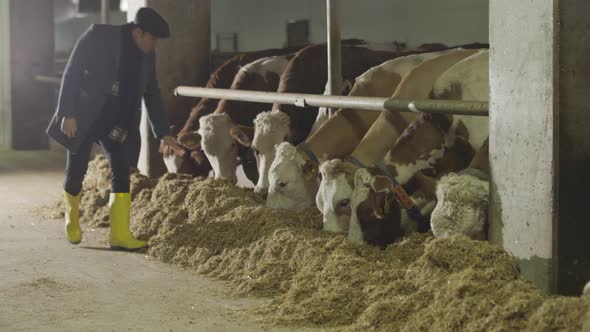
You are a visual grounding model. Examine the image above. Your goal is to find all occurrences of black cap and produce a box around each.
[134,7,170,38]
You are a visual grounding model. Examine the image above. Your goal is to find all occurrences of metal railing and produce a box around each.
[174,86,489,116]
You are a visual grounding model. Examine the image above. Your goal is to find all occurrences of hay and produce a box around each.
[45,156,589,331]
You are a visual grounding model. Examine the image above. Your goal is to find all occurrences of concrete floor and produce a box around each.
[0,148,319,332]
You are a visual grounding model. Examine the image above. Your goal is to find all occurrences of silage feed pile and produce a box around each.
[47,156,590,331]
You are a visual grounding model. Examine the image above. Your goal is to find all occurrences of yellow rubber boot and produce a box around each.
[64,192,82,244]
[108,193,147,251]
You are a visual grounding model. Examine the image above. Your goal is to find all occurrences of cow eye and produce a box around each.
[278,181,288,188]
[339,199,350,208]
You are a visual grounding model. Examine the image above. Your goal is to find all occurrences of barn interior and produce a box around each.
[0,0,589,330]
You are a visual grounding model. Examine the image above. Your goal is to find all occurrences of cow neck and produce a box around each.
[297,142,319,164]
[305,108,380,161]
[388,113,451,166]
[458,137,490,181]
[467,137,489,175]
[349,109,409,167]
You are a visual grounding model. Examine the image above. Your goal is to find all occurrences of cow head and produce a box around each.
[266,142,319,211]
[316,160,358,234]
[197,113,253,183]
[163,124,211,175]
[430,172,489,240]
[350,168,438,246]
[252,110,291,196]
[349,168,409,246]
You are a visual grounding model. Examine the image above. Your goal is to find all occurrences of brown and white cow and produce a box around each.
[347,50,490,246]
[246,44,404,195]
[177,54,294,184]
[316,49,480,234]
[163,46,301,176]
[266,51,445,211]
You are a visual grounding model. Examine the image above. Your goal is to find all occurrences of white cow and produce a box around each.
[316,159,357,233]
[251,109,291,195]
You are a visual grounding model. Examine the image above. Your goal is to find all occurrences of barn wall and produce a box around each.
[211,0,488,52]
[127,0,211,177]
[557,1,590,295]
[55,11,127,53]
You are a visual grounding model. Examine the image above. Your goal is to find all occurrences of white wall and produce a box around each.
[211,0,489,52]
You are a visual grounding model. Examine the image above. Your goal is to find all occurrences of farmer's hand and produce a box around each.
[160,135,186,158]
[61,117,78,138]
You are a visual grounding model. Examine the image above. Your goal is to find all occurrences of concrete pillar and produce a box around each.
[557,1,590,295]
[9,0,55,149]
[0,0,11,148]
[127,0,211,177]
[489,1,559,293]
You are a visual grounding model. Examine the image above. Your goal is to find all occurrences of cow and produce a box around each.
[163,46,302,176]
[176,54,294,184]
[346,50,490,246]
[266,50,445,211]
[239,44,404,195]
[316,49,480,235]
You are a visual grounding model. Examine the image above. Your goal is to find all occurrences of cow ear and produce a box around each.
[372,190,389,220]
[229,126,253,147]
[302,160,318,180]
[178,131,201,150]
[371,175,394,193]
[353,168,372,188]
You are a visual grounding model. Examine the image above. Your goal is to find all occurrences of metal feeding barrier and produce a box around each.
[174,86,489,116]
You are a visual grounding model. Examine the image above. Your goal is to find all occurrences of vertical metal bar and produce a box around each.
[101,0,110,24]
[0,0,11,148]
[326,0,342,117]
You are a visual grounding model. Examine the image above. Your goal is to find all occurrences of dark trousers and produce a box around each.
[64,133,131,196]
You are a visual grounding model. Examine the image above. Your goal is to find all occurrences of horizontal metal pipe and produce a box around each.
[175,86,489,116]
[175,86,386,110]
[385,99,489,116]
[34,75,62,85]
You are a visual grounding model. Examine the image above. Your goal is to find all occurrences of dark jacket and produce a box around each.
[46,24,169,153]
